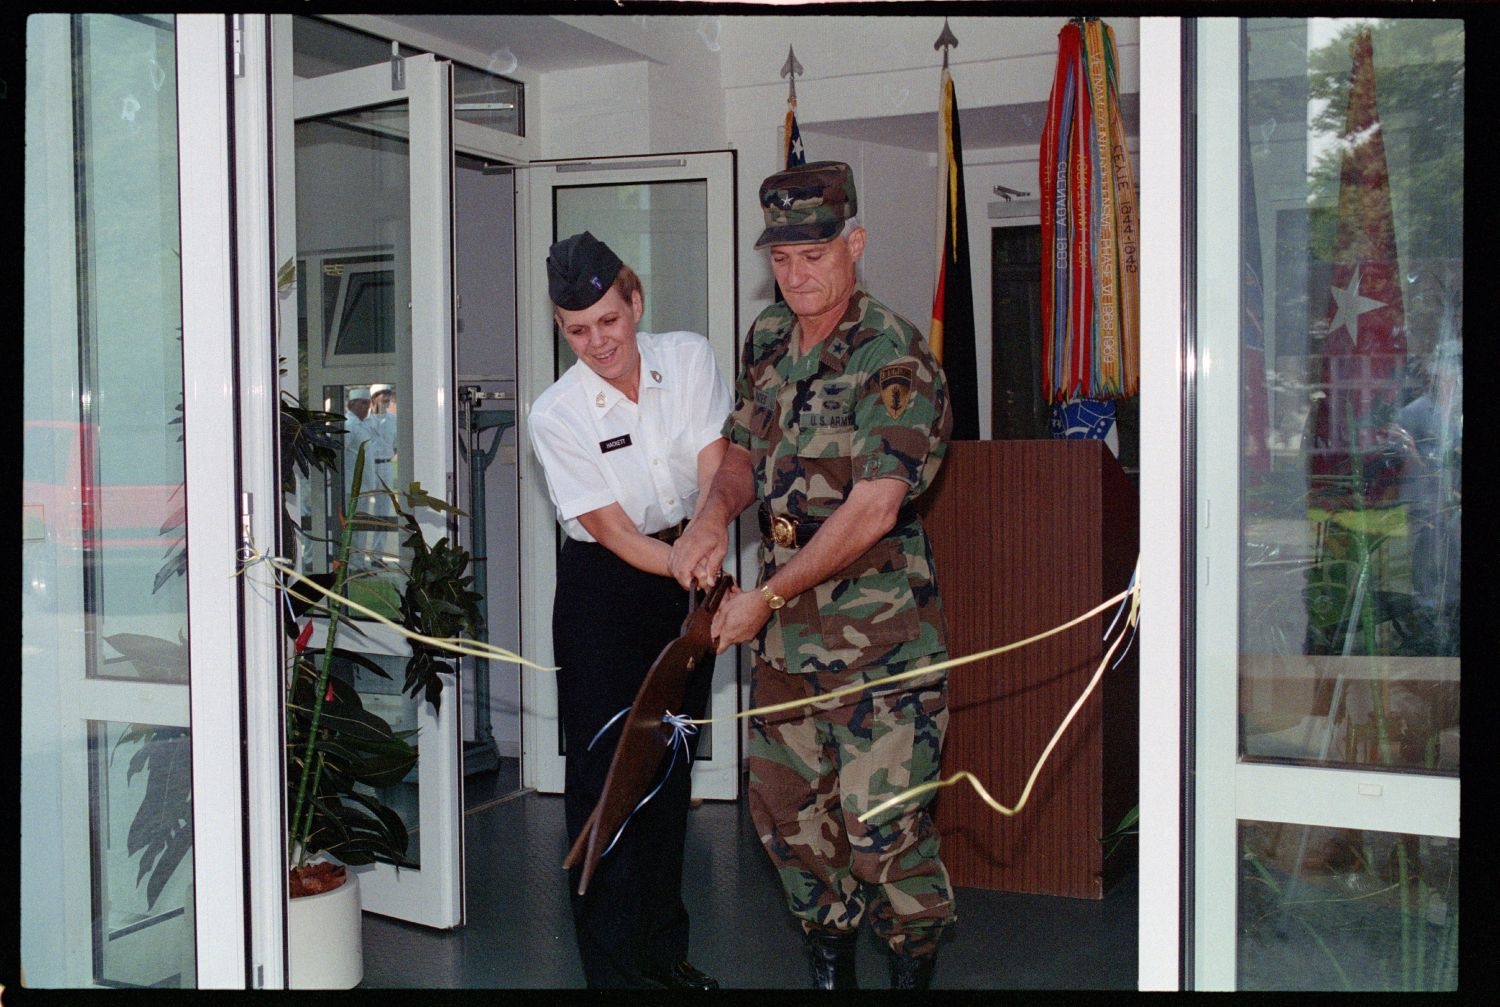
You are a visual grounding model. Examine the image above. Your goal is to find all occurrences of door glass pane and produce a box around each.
[453,63,523,136]
[290,15,523,135]
[293,101,430,874]
[1238,821,1458,990]
[550,179,714,758]
[23,12,196,987]
[295,113,411,589]
[93,721,196,987]
[292,15,413,78]
[332,653,421,866]
[553,181,709,371]
[1238,18,1462,774]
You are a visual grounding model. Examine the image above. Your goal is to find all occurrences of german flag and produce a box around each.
[930,65,979,440]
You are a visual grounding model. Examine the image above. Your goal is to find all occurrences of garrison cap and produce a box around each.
[547,231,623,310]
[754,160,858,249]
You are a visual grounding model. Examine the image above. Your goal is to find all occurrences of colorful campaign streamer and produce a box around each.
[1040,18,1139,403]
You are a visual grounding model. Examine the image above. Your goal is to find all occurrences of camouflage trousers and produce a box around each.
[747,654,956,958]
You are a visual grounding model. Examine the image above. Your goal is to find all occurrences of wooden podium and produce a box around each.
[916,440,1138,899]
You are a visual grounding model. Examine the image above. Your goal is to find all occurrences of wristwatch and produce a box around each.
[760,583,787,611]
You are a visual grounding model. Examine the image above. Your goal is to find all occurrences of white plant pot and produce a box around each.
[287,867,363,989]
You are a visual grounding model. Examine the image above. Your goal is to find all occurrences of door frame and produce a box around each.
[516,151,741,799]
[1136,15,1188,992]
[19,13,255,989]
[276,37,464,930]
[1188,17,1460,990]
[229,13,289,990]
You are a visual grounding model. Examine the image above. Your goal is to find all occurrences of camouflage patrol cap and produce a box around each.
[547,231,623,310]
[754,160,858,249]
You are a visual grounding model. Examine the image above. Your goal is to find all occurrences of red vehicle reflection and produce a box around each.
[23,419,184,554]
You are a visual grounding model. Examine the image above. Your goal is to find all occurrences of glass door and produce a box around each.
[278,43,463,928]
[22,13,247,988]
[518,152,740,799]
[1192,17,1461,990]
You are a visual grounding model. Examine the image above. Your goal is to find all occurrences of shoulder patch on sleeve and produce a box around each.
[879,364,916,419]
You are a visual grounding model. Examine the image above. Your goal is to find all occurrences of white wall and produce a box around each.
[534,15,1140,439]
[536,16,729,159]
[711,16,1137,438]
[797,129,937,333]
[537,62,651,159]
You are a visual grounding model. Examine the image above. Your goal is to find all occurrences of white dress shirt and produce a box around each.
[529,330,732,543]
[366,407,397,489]
[343,409,375,499]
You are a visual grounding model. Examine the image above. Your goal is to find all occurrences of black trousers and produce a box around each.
[552,537,712,988]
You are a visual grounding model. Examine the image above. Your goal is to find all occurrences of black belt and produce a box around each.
[648,520,688,544]
[758,501,916,549]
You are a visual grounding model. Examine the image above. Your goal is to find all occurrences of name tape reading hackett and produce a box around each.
[599,434,633,453]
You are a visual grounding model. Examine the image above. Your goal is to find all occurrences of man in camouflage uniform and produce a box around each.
[669,161,955,990]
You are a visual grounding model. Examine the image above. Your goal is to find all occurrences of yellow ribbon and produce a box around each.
[861,572,1138,823]
[689,566,1139,726]
[247,538,1141,825]
[241,547,556,671]
[685,559,1141,826]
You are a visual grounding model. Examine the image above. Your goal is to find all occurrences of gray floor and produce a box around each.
[360,759,1138,991]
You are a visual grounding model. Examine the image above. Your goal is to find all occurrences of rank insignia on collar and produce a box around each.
[650,370,662,383]
[595,391,606,408]
[879,364,915,419]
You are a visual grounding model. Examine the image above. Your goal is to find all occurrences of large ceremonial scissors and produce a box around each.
[563,573,734,895]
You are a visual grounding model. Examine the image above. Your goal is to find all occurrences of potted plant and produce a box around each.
[281,441,408,989]
[279,400,481,988]
[114,387,483,988]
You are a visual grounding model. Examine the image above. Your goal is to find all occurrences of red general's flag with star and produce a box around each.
[1308,27,1406,491]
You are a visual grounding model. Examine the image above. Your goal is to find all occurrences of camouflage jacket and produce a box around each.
[723,288,953,675]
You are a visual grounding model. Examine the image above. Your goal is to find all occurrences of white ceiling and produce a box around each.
[395,15,648,74]
[369,15,1138,153]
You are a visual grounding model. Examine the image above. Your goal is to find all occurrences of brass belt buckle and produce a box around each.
[770,514,798,549]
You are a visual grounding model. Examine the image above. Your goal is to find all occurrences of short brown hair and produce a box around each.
[611,262,643,305]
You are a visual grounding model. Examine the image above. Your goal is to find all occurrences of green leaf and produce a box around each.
[402,481,465,516]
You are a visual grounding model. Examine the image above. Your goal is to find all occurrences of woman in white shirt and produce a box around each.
[528,231,730,990]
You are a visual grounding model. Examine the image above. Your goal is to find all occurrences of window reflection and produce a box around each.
[294,112,410,589]
[291,15,523,135]
[23,12,197,988]
[333,382,403,585]
[1238,18,1461,774]
[1238,821,1458,991]
[92,721,195,988]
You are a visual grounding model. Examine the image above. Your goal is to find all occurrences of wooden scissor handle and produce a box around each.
[686,572,735,621]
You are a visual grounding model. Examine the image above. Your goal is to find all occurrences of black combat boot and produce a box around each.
[802,927,859,989]
[888,950,937,990]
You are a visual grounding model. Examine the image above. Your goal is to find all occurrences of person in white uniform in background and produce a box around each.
[365,382,399,563]
[342,386,375,500]
[527,230,731,990]
[341,385,380,569]
[368,382,398,482]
